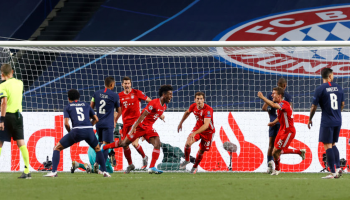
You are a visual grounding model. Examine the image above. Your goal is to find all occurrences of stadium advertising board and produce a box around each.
[0,112,349,172]
[215,5,350,76]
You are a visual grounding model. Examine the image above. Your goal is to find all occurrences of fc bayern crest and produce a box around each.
[214,4,350,77]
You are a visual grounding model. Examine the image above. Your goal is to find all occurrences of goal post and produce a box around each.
[0,41,349,173]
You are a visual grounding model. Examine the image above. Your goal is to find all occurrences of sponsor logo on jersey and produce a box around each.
[214,5,350,77]
[131,95,134,99]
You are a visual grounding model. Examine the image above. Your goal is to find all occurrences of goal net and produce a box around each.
[0,41,349,173]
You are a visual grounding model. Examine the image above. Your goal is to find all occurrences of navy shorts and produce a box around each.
[269,123,280,138]
[96,127,114,143]
[60,128,98,149]
[319,126,341,144]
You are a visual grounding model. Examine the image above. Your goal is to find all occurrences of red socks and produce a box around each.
[281,148,301,155]
[103,140,119,150]
[275,158,280,171]
[184,146,191,162]
[124,147,133,165]
[149,149,160,168]
[193,152,204,168]
[136,144,146,158]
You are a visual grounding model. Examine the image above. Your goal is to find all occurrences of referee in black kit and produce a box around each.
[0,64,31,179]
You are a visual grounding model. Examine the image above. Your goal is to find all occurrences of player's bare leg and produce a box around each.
[132,138,148,169]
[271,147,282,175]
[267,136,275,174]
[180,135,196,170]
[190,149,205,174]
[123,145,135,174]
[148,136,163,174]
[281,148,306,160]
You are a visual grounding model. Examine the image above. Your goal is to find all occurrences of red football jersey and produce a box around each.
[119,89,148,127]
[188,103,215,132]
[140,98,167,128]
[277,100,295,132]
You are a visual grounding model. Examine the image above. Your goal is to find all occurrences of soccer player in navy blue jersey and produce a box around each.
[308,68,345,179]
[262,78,305,174]
[90,77,121,170]
[44,89,110,177]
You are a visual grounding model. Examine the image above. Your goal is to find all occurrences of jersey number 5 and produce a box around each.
[76,107,85,121]
[330,93,338,110]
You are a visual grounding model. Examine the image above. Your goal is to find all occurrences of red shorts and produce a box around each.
[126,125,159,143]
[274,129,296,150]
[190,130,215,152]
[121,124,133,140]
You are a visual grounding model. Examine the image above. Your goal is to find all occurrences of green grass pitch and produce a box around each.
[1,172,349,200]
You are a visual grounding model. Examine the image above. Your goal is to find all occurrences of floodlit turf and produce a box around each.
[0,172,349,200]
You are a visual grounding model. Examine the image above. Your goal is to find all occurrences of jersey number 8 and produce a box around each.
[330,93,338,110]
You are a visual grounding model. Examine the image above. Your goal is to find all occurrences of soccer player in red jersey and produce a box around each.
[258,87,303,175]
[117,77,152,173]
[177,92,215,174]
[103,85,173,174]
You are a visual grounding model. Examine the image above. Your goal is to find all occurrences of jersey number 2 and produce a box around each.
[330,93,338,110]
[99,100,106,114]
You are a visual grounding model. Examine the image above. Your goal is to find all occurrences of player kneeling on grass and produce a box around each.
[178,92,215,174]
[44,89,110,177]
[71,134,114,174]
[258,88,305,176]
[102,85,173,174]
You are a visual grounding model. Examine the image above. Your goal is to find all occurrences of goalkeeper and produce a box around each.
[71,134,114,174]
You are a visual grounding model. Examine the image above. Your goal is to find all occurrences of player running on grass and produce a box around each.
[178,92,215,174]
[258,87,304,176]
[90,77,121,173]
[262,78,305,174]
[44,89,110,177]
[116,76,152,173]
[102,85,173,174]
[308,68,344,179]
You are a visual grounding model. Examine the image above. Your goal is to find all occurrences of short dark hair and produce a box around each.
[1,64,12,76]
[273,87,284,98]
[277,78,287,87]
[122,76,131,83]
[195,92,205,99]
[68,89,80,101]
[159,85,173,97]
[104,76,115,87]
[321,68,333,79]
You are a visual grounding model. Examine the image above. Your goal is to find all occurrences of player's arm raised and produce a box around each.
[257,91,281,110]
[190,118,211,139]
[145,97,152,103]
[177,109,191,133]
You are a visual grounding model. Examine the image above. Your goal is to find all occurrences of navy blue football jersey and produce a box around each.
[312,82,344,127]
[63,101,95,128]
[267,91,292,122]
[92,88,120,128]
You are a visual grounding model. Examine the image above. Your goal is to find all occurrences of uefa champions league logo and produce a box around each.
[214,4,350,77]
